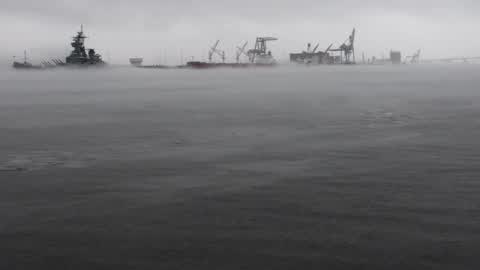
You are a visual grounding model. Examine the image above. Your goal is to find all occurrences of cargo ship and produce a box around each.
[129,36,278,69]
[185,37,278,69]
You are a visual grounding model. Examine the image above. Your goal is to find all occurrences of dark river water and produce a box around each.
[1,65,479,269]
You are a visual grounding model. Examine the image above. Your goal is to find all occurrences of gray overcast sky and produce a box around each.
[1,0,479,64]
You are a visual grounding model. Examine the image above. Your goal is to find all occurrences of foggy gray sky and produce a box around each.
[1,0,479,64]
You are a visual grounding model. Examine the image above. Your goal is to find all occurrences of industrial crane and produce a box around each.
[248,37,278,63]
[321,43,333,63]
[302,43,321,64]
[324,44,333,53]
[305,43,320,54]
[405,49,421,64]
[330,28,356,64]
[208,40,226,63]
[236,42,248,63]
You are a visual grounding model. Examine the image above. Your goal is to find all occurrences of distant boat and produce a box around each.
[129,58,171,69]
[129,58,143,67]
[12,50,43,70]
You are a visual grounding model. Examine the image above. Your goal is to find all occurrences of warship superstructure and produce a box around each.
[65,25,106,66]
[12,25,106,69]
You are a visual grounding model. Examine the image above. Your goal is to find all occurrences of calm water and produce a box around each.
[1,65,480,269]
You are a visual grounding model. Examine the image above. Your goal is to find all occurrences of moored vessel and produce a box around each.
[65,25,106,66]
[12,50,43,70]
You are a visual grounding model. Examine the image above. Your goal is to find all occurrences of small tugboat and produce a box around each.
[65,25,106,67]
[12,50,43,70]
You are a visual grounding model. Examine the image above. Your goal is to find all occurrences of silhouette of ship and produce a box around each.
[12,50,43,69]
[12,25,106,69]
[65,25,106,66]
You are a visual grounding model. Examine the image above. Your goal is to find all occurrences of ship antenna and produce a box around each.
[24,50,27,64]
[81,24,83,33]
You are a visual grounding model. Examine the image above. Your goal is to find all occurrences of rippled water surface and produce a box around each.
[1,65,480,269]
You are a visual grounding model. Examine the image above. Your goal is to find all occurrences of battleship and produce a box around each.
[12,25,106,69]
[65,25,106,66]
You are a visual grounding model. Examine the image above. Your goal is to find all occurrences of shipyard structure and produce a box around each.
[290,29,356,65]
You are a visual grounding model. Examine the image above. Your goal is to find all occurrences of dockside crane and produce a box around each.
[248,37,278,63]
[208,40,225,63]
[322,43,333,63]
[302,43,321,64]
[236,42,248,63]
[330,28,356,64]
[305,43,319,54]
[405,49,421,64]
